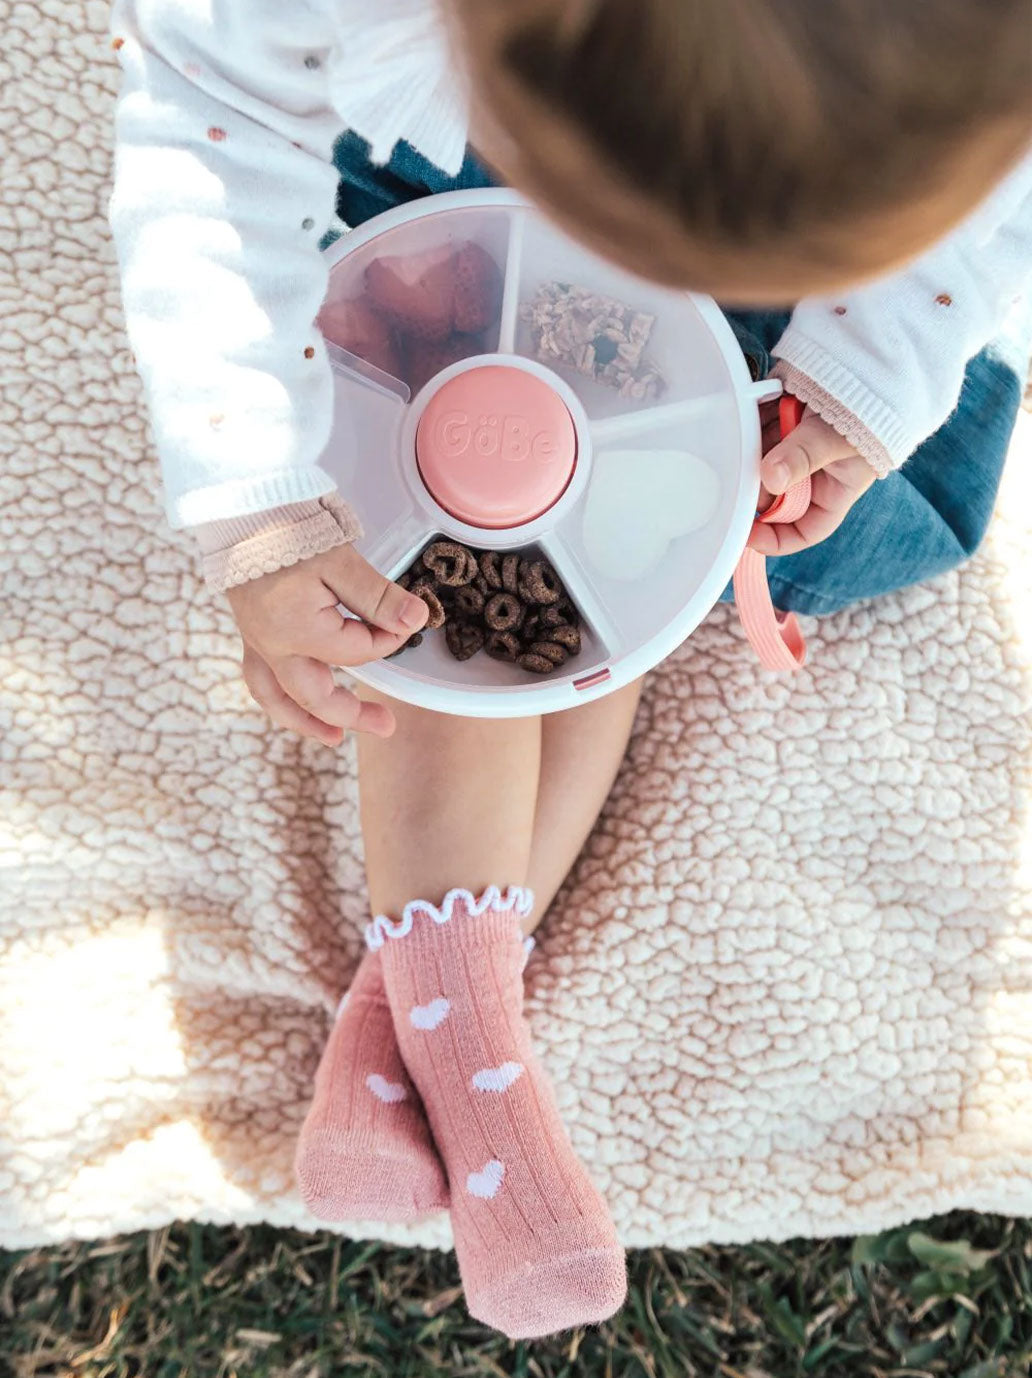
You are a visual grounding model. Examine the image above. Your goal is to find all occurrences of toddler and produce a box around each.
[107,0,1032,1340]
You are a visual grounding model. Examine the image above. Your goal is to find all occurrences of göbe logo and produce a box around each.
[436,411,559,463]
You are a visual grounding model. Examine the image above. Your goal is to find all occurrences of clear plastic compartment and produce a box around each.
[546,486,734,653]
[380,536,609,693]
[512,214,734,421]
[576,401,747,590]
[323,365,417,569]
[320,207,511,395]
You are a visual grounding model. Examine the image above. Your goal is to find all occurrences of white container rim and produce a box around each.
[323,189,773,717]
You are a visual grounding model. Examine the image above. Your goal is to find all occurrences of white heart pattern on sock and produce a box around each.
[409,996,451,1031]
[365,1073,407,1104]
[471,1061,524,1093]
[466,1158,505,1199]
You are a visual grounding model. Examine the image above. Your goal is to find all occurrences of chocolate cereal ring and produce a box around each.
[517,559,562,605]
[528,640,568,666]
[540,600,578,628]
[445,620,484,661]
[422,540,477,586]
[485,630,521,662]
[521,611,542,645]
[388,538,578,673]
[478,551,503,589]
[484,592,525,632]
[454,585,485,617]
[518,652,555,674]
[387,631,423,658]
[410,581,446,630]
[548,623,581,654]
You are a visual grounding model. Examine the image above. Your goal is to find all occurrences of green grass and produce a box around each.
[1,1213,1029,1377]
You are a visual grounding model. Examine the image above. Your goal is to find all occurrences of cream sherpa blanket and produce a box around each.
[2,2,1032,1252]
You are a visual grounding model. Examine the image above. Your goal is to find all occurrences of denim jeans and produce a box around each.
[325,132,1022,617]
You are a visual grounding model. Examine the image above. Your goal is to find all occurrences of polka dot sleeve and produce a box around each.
[772,149,1032,475]
[107,0,346,528]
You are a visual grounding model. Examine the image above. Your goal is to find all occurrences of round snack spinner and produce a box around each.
[317,188,796,718]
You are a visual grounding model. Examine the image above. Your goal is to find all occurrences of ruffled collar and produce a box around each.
[329,0,470,175]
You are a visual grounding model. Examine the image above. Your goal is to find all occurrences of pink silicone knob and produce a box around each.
[415,365,577,529]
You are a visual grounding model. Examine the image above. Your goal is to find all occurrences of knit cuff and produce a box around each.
[193,494,364,592]
[771,361,894,479]
[365,885,535,952]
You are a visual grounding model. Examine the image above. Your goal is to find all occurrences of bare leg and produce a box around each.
[524,679,643,932]
[357,694,541,918]
[357,680,642,930]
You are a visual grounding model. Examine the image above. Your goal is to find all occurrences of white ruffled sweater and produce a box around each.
[107,0,1032,537]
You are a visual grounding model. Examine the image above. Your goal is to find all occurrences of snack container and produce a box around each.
[317,188,780,717]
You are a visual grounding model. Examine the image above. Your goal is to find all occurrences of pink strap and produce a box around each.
[733,395,809,670]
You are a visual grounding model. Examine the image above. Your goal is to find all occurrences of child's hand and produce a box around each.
[227,545,428,745]
[748,406,877,556]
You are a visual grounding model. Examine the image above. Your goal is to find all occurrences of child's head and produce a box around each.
[452,0,1032,301]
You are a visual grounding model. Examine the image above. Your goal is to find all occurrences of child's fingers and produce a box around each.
[241,646,346,746]
[271,653,396,738]
[748,513,833,557]
[760,410,858,495]
[747,502,843,556]
[322,545,429,636]
[294,605,411,667]
[747,468,865,556]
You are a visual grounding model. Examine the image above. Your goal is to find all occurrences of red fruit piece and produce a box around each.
[452,242,503,335]
[317,297,402,377]
[403,333,482,393]
[364,246,456,341]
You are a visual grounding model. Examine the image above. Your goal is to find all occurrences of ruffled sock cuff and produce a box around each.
[365,885,535,953]
[192,494,363,591]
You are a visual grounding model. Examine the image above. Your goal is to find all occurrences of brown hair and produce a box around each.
[451,0,1032,298]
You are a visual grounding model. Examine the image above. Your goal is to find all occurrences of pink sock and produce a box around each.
[369,887,626,1339]
[294,950,448,1222]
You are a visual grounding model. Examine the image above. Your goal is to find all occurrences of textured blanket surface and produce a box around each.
[2,2,1032,1252]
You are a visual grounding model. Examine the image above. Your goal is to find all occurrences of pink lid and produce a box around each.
[415,365,576,529]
